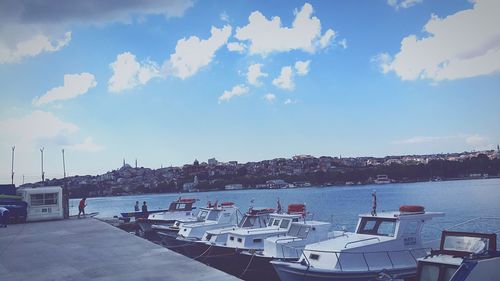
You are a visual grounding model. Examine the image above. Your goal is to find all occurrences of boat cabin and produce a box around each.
[168,198,196,212]
[416,231,500,281]
[225,213,302,250]
[177,202,240,240]
[202,207,274,244]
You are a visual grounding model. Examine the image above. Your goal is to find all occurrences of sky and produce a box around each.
[1,0,499,184]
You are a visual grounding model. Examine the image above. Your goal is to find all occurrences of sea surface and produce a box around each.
[70,178,500,246]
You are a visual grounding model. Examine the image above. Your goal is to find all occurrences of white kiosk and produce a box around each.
[17,186,64,221]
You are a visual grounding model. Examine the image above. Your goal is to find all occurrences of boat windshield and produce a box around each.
[238,216,257,228]
[206,210,221,221]
[357,217,396,236]
[287,224,310,238]
[198,210,209,220]
[417,263,459,281]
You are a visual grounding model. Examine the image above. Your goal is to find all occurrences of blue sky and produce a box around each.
[1,0,499,184]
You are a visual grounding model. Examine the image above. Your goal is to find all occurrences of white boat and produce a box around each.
[135,198,197,238]
[172,206,275,258]
[374,175,391,184]
[194,204,333,281]
[159,202,241,251]
[272,205,444,281]
[414,230,500,281]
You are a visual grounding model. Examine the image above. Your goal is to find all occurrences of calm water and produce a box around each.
[71,178,500,245]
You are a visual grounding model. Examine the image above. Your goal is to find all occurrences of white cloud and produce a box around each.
[227,42,246,53]
[263,93,276,102]
[167,25,232,79]
[234,3,337,55]
[387,0,423,10]
[273,66,294,90]
[465,134,489,145]
[65,137,104,152]
[379,0,500,81]
[294,60,311,76]
[393,134,491,149]
[218,84,249,103]
[220,11,230,22]
[284,98,298,105]
[108,52,160,93]
[247,63,268,86]
[319,29,336,49]
[0,110,78,147]
[0,1,193,64]
[338,38,348,49]
[33,72,96,106]
[0,111,104,153]
[0,31,71,64]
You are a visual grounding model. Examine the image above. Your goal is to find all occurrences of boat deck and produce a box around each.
[0,217,240,281]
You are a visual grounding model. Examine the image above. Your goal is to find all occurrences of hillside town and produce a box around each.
[22,148,500,198]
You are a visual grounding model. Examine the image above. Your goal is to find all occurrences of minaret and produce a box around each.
[123,158,125,167]
[135,158,137,168]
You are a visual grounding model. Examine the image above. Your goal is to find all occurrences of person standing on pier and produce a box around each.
[371,191,377,216]
[78,197,87,218]
[134,201,140,212]
[141,201,148,218]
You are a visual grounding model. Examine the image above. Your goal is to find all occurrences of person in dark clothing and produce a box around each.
[141,201,148,218]
[371,191,377,216]
[78,197,87,218]
[134,201,140,212]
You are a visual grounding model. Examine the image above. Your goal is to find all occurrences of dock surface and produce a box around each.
[0,218,240,281]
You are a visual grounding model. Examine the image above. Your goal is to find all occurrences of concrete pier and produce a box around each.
[0,218,240,281]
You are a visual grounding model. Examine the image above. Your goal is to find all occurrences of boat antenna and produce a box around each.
[40,147,45,182]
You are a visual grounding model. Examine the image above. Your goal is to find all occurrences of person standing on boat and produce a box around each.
[141,201,148,218]
[134,201,140,212]
[78,197,87,218]
[371,191,377,216]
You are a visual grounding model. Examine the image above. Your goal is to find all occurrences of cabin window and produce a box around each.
[207,210,221,221]
[239,216,257,228]
[205,234,212,241]
[280,219,290,229]
[237,238,242,243]
[403,221,419,234]
[297,226,310,238]
[253,238,262,243]
[268,218,274,226]
[309,253,320,260]
[419,264,439,281]
[443,267,458,281]
[30,193,58,206]
[292,218,299,222]
[198,211,208,220]
[229,236,234,241]
[357,218,396,236]
[273,219,281,226]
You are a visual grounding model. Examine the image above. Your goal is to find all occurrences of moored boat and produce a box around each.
[271,205,444,281]
[135,197,197,238]
[414,226,500,281]
[159,201,241,253]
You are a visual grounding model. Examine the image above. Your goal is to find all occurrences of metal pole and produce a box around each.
[41,147,45,182]
[11,146,15,185]
[62,149,66,178]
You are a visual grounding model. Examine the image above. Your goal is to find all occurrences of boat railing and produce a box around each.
[344,237,380,248]
[245,227,281,233]
[300,248,428,272]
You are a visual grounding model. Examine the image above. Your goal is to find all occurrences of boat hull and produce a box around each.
[271,261,417,281]
[136,219,176,240]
